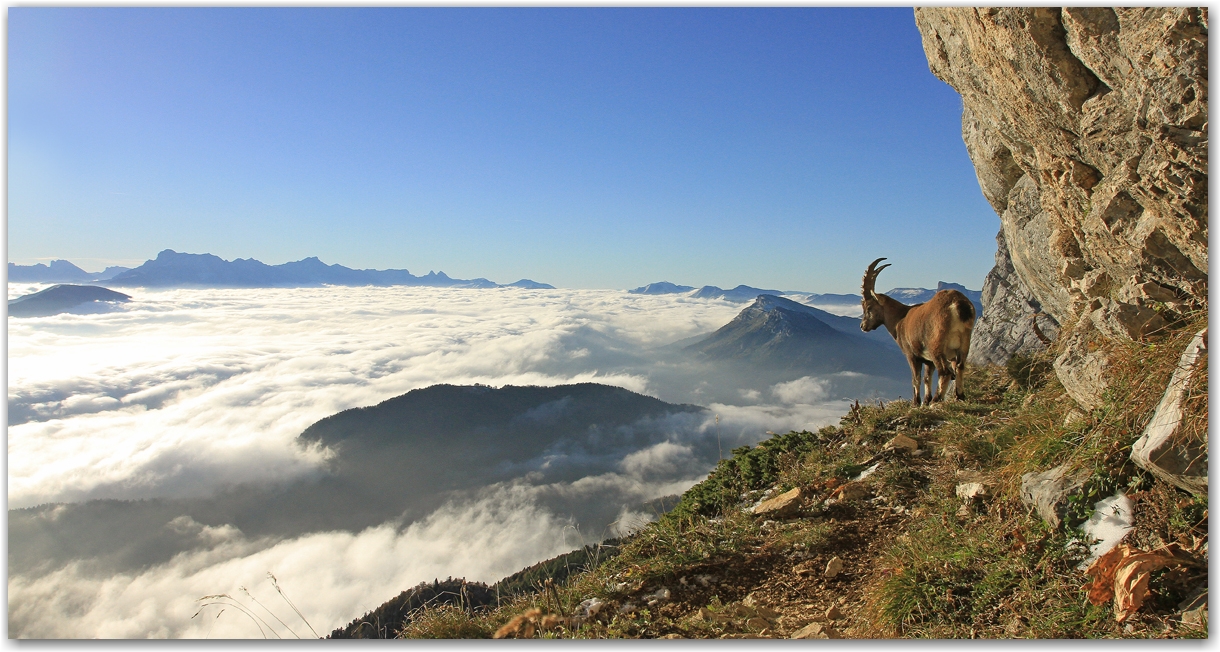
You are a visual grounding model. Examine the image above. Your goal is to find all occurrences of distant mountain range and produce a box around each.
[630,279,982,314]
[882,282,982,314]
[8,285,131,318]
[686,294,904,377]
[8,250,553,290]
[690,284,784,302]
[628,281,695,295]
[8,260,131,283]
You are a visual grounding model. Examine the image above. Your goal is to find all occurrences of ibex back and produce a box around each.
[859,257,975,405]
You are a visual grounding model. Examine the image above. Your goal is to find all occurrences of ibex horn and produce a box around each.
[862,257,891,298]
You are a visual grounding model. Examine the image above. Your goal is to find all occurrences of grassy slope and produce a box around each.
[394,313,1208,639]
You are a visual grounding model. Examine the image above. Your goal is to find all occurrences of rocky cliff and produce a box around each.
[915,8,1208,408]
[969,229,1062,366]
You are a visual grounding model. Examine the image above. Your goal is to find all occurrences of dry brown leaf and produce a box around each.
[1113,552,1180,623]
[1082,544,1185,621]
[1083,544,1129,605]
[493,608,542,639]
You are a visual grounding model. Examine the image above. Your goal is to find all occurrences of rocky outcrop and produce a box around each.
[916,8,1208,398]
[969,229,1061,366]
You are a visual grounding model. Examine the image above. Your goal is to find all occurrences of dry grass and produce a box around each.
[396,314,1207,640]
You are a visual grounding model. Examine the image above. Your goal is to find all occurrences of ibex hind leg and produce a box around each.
[930,357,951,403]
[922,366,935,406]
[908,358,924,406]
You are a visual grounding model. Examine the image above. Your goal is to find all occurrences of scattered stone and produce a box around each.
[885,434,919,452]
[832,482,870,502]
[825,606,843,621]
[1178,584,1208,627]
[745,617,771,630]
[956,482,987,501]
[753,486,804,519]
[824,556,844,578]
[790,622,826,639]
[735,604,758,618]
[791,622,842,639]
[659,633,683,639]
[1020,464,1088,528]
[852,462,881,481]
[956,504,972,518]
[754,606,781,621]
[576,598,603,621]
[696,607,731,624]
[1022,394,1037,408]
[1131,328,1208,496]
[644,587,671,606]
[793,561,818,577]
[1063,409,1087,427]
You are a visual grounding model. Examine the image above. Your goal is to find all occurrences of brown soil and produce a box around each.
[579,449,954,639]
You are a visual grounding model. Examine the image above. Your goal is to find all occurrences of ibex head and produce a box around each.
[860,257,890,332]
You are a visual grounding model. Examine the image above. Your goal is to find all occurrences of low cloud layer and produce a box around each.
[9,285,902,637]
[10,485,578,638]
[9,286,741,508]
[10,475,714,639]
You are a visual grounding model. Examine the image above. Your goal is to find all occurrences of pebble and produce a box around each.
[824,556,844,578]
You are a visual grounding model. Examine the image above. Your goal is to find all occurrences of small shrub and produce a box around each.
[397,604,491,639]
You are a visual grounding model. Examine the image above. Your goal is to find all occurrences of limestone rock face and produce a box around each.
[1052,320,1111,411]
[969,228,1061,366]
[916,8,1208,391]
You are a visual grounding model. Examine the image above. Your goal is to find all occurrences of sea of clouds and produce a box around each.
[7,285,882,638]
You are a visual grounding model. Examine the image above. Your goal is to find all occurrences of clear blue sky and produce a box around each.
[9,7,1000,292]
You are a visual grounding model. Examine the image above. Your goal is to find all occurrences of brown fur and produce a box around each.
[859,259,975,405]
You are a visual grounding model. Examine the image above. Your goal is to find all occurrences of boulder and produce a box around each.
[1131,328,1208,495]
[1020,465,1089,528]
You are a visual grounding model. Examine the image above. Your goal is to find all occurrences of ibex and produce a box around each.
[860,258,975,405]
